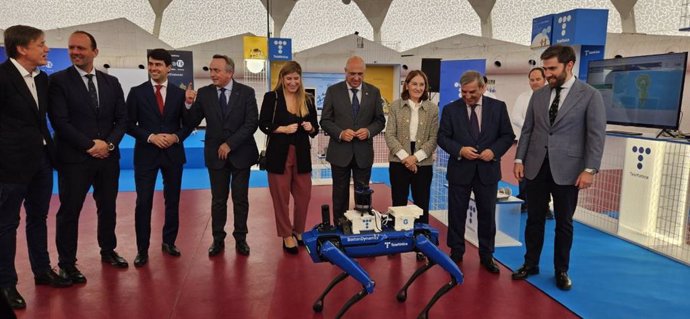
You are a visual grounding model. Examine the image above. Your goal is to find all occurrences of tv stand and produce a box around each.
[656,129,677,138]
[606,130,643,136]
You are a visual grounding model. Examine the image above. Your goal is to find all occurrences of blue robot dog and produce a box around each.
[303,187,463,319]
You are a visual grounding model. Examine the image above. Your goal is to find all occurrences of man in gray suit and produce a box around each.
[511,45,606,290]
[320,56,385,223]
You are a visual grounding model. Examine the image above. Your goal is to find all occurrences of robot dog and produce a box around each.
[303,187,463,319]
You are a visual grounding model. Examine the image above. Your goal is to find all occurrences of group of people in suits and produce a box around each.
[0,22,606,311]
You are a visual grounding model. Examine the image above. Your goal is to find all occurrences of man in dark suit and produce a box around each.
[320,56,385,223]
[126,49,194,267]
[49,31,130,283]
[186,55,258,257]
[512,45,606,290]
[0,25,72,309]
[438,71,514,273]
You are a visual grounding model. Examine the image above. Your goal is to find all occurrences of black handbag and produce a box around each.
[258,92,278,170]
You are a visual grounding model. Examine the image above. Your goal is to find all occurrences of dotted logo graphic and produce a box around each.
[363,219,371,229]
[453,82,462,98]
[46,61,53,69]
[558,14,572,37]
[468,205,477,224]
[632,146,651,170]
[273,40,289,55]
[174,59,185,68]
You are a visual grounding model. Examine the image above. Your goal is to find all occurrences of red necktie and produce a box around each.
[155,84,164,114]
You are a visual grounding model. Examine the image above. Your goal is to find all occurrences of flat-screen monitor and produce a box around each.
[587,52,687,129]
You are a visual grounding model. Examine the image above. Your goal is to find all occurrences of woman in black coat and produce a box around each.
[259,61,319,254]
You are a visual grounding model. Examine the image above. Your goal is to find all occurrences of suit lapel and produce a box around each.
[208,86,223,121]
[4,62,40,118]
[458,100,472,139]
[162,84,178,118]
[552,80,583,127]
[68,67,98,114]
[478,96,490,140]
[227,84,241,118]
[95,71,107,112]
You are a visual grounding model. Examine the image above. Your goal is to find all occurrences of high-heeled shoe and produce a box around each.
[283,238,298,255]
[294,234,304,246]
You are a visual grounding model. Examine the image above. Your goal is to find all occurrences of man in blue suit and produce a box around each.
[126,49,194,267]
[512,45,606,290]
[438,71,514,273]
[49,31,129,283]
[186,55,258,257]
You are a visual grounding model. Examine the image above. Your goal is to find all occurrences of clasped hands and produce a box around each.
[87,139,110,159]
[340,128,369,142]
[150,134,178,149]
[460,146,494,161]
[276,122,313,134]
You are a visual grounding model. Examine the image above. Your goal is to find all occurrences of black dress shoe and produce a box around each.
[511,265,540,280]
[556,271,572,290]
[236,240,250,256]
[162,243,181,257]
[449,251,463,264]
[282,240,298,255]
[101,251,129,268]
[134,253,148,268]
[480,258,501,274]
[59,265,86,284]
[0,286,25,309]
[208,241,225,257]
[35,269,72,287]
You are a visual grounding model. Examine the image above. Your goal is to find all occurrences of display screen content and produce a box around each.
[587,52,687,129]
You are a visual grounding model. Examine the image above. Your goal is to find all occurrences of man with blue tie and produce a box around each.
[126,49,195,267]
[512,45,606,290]
[438,71,514,273]
[186,55,258,257]
[49,31,129,283]
[320,56,386,223]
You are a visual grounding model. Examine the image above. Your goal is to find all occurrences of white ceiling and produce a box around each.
[0,0,686,51]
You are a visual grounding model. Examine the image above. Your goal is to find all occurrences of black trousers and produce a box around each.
[56,157,120,268]
[447,172,498,261]
[331,158,371,223]
[0,150,53,287]
[208,161,250,242]
[389,162,433,223]
[134,155,183,252]
[524,156,579,272]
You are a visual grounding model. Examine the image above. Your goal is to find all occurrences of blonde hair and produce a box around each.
[274,61,310,117]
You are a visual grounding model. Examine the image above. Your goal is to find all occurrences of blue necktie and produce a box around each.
[219,88,228,115]
[85,74,98,110]
[469,104,480,140]
[351,88,360,119]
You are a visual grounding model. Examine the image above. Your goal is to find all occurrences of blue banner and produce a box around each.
[0,47,70,75]
[552,9,608,46]
[268,38,292,61]
[302,72,343,111]
[439,59,486,112]
[578,45,605,82]
[531,14,554,48]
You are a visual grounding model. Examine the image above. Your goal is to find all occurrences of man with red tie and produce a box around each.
[126,49,194,267]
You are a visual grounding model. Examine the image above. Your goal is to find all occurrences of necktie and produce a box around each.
[219,88,228,115]
[469,104,480,140]
[351,88,360,119]
[155,84,164,114]
[85,74,98,109]
[549,86,563,126]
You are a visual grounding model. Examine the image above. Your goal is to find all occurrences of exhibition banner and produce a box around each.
[155,50,194,90]
[302,72,343,111]
[551,9,608,46]
[243,36,268,60]
[268,38,292,61]
[531,14,554,49]
[438,59,485,112]
[577,45,605,82]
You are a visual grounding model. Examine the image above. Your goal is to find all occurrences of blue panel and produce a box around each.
[438,59,485,113]
[268,38,292,61]
[531,14,554,48]
[302,72,343,110]
[1,46,70,75]
[552,9,608,45]
[578,45,605,82]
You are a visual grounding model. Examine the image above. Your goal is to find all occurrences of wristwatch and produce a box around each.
[107,142,115,151]
[584,168,598,175]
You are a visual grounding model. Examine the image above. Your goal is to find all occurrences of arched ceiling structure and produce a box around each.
[0,0,687,51]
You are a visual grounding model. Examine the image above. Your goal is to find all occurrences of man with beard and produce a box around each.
[511,45,606,290]
[49,31,129,283]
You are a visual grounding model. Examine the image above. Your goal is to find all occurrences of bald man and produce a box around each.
[320,56,385,223]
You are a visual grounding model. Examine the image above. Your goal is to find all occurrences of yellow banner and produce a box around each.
[269,61,289,90]
[243,36,268,59]
[365,65,395,110]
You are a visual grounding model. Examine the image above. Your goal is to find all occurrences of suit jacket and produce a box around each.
[126,81,192,168]
[516,80,606,185]
[187,80,258,170]
[320,81,385,168]
[0,60,55,183]
[258,90,319,174]
[438,96,515,185]
[48,66,128,164]
[384,98,438,166]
